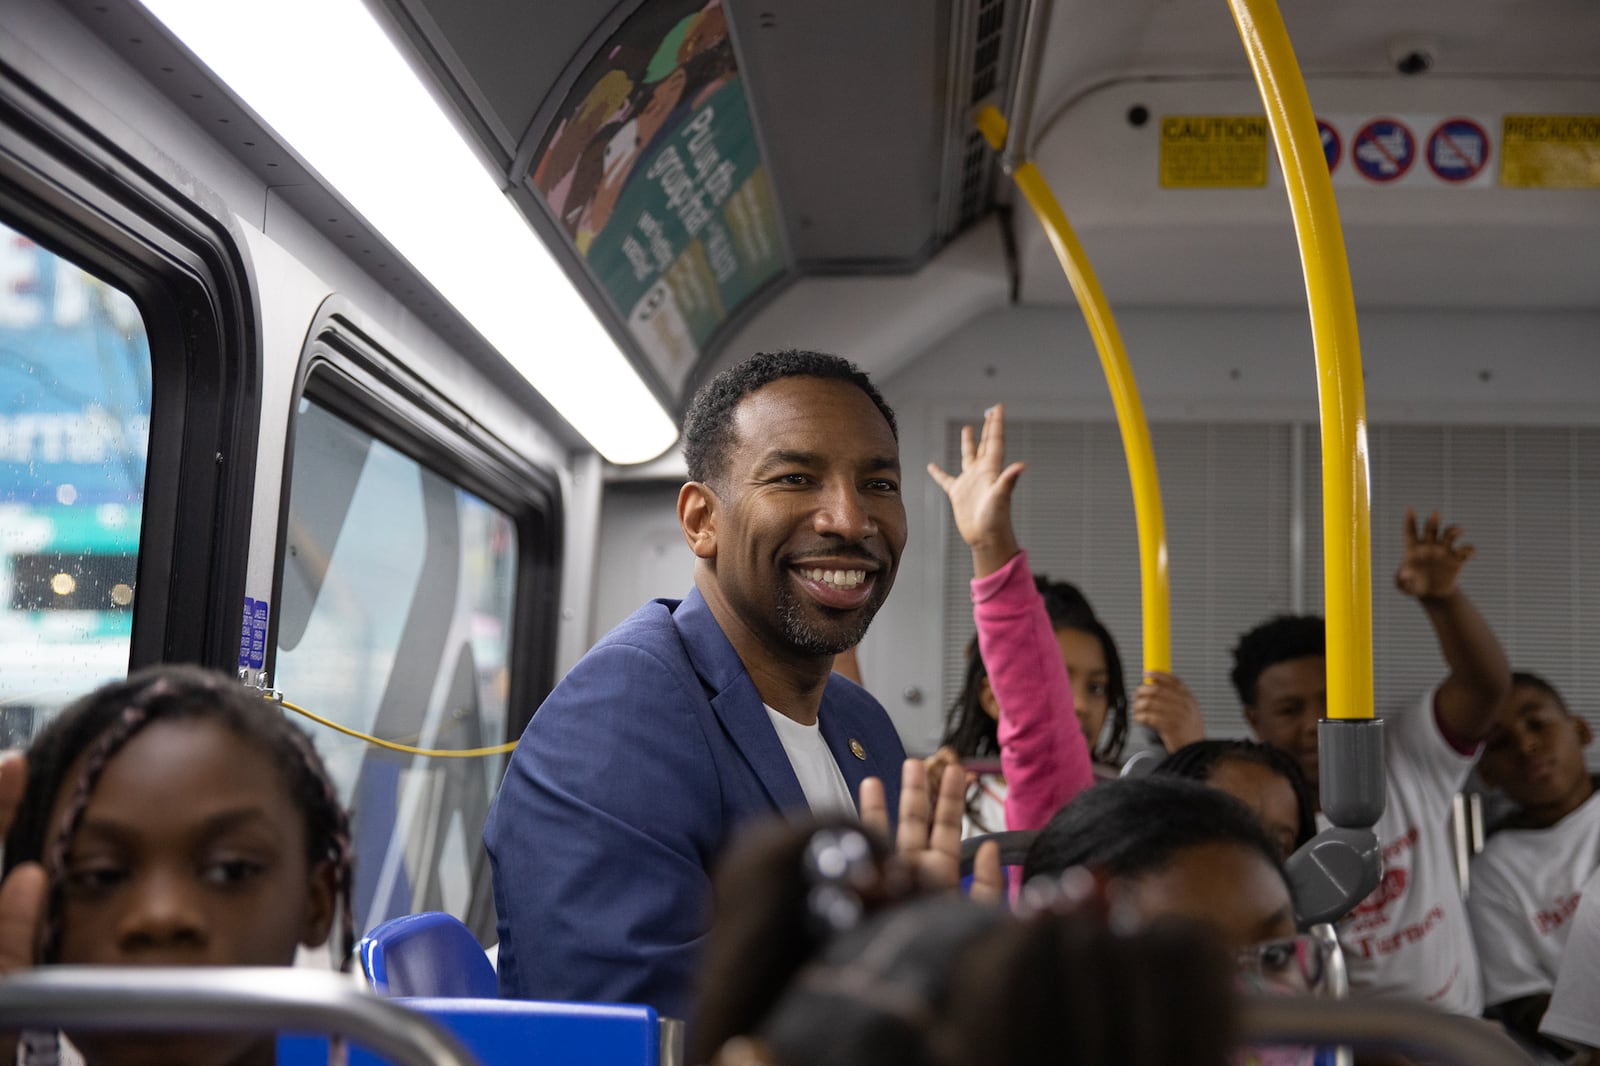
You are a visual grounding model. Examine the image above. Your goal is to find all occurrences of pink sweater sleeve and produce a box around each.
[972,551,1095,831]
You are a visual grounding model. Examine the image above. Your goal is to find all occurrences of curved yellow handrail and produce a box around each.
[976,105,1171,674]
[267,694,518,758]
[1227,0,1373,720]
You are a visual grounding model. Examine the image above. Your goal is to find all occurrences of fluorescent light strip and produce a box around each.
[139,0,679,464]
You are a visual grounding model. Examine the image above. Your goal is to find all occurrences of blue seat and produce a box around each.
[357,912,498,999]
[281,999,666,1066]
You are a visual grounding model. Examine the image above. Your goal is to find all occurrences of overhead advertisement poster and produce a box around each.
[529,0,785,391]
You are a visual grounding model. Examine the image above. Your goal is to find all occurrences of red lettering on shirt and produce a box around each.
[1354,905,1445,959]
[1535,892,1583,937]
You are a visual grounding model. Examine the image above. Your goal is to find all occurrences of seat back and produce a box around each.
[281,999,675,1066]
[358,912,498,999]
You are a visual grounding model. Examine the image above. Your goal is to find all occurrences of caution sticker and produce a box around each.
[1160,115,1268,188]
[1500,115,1600,188]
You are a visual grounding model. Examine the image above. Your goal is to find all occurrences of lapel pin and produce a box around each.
[849,738,866,760]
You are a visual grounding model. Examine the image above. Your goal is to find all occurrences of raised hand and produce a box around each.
[0,751,45,977]
[927,404,1025,578]
[860,759,1003,905]
[1132,671,1206,752]
[1395,509,1475,602]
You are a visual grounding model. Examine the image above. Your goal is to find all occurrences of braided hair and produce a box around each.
[3,663,355,968]
[1152,739,1317,852]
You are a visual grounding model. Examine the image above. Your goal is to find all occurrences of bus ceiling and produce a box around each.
[364,0,1599,397]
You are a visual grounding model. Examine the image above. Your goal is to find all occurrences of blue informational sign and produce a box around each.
[240,597,269,670]
[1318,118,1342,172]
[1426,118,1490,182]
[1353,118,1415,182]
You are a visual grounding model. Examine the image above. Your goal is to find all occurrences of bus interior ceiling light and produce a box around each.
[137,0,678,465]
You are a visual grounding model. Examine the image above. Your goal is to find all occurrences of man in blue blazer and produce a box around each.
[485,351,910,1021]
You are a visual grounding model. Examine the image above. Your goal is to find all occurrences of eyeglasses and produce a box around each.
[1235,933,1328,996]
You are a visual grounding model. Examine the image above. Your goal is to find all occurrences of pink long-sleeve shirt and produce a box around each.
[972,550,1096,831]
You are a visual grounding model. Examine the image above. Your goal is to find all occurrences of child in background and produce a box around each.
[926,404,1203,835]
[1154,739,1317,862]
[1469,672,1600,1057]
[0,663,354,1066]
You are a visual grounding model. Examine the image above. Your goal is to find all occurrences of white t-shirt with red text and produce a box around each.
[1469,788,1600,1007]
[1330,688,1483,1015]
[1542,864,1600,1050]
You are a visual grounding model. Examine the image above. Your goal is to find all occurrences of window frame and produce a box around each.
[268,297,562,746]
[0,54,259,675]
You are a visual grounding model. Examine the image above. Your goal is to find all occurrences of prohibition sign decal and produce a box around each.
[1353,118,1415,182]
[1318,118,1341,172]
[1426,118,1490,182]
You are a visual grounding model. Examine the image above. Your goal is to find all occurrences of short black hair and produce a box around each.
[4,663,354,966]
[681,350,897,487]
[1153,739,1317,851]
[1230,615,1325,707]
[1022,776,1290,895]
[1510,670,1569,713]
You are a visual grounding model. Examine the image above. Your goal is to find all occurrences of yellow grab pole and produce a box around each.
[1227,0,1373,720]
[976,105,1171,673]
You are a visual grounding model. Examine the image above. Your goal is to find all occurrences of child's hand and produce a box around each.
[1395,509,1475,602]
[860,759,1003,905]
[0,751,45,976]
[1132,672,1206,751]
[927,404,1024,577]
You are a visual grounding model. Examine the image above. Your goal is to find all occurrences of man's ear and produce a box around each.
[1577,716,1594,749]
[301,859,337,950]
[678,481,719,560]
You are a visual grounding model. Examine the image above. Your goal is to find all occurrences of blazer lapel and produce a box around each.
[818,697,884,813]
[675,589,808,812]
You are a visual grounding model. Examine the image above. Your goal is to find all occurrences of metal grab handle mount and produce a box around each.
[0,967,477,1066]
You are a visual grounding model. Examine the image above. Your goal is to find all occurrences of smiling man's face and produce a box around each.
[690,375,906,666]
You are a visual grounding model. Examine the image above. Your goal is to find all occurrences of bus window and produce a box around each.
[274,396,517,940]
[0,217,150,745]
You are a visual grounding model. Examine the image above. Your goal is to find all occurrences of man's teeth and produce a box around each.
[800,568,866,589]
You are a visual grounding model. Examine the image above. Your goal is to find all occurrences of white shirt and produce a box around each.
[962,773,1007,839]
[1329,687,1484,1015]
[1470,788,1600,1006]
[765,705,857,816]
[1542,865,1600,1050]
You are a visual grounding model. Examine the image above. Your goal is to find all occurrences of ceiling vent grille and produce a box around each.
[943,0,1021,236]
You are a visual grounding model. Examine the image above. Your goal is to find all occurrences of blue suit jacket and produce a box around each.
[483,588,907,1021]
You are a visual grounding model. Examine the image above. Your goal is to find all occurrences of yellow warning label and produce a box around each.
[1159,115,1268,188]
[1500,115,1600,188]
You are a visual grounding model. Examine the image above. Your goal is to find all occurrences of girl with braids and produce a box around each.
[1154,739,1317,862]
[926,404,1204,835]
[0,663,354,1066]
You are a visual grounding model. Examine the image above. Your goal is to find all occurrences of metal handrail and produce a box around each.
[1239,995,1534,1066]
[0,967,477,1066]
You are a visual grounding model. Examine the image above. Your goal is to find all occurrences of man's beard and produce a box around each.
[775,582,885,655]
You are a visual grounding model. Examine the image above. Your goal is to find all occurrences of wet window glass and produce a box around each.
[0,218,150,745]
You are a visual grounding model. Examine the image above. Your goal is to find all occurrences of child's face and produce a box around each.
[48,717,335,1066]
[1243,656,1326,793]
[1479,683,1593,822]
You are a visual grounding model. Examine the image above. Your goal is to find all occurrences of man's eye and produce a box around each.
[776,473,809,486]
[865,479,899,493]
